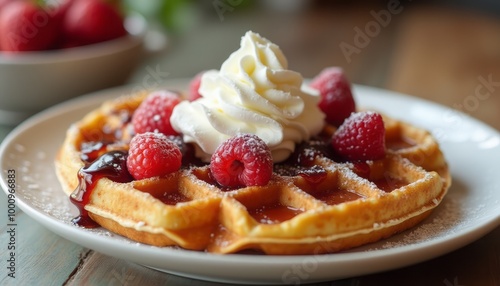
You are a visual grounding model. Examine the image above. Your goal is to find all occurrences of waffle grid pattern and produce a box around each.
[55,93,450,255]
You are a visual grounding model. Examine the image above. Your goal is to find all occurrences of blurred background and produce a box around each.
[125,0,500,131]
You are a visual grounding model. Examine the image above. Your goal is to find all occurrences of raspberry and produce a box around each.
[210,134,273,188]
[132,90,181,135]
[126,132,182,180]
[188,71,205,101]
[331,111,386,161]
[310,67,356,127]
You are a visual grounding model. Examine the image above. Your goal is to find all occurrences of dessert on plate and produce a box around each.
[55,31,451,254]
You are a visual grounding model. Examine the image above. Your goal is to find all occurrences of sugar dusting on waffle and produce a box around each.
[54,31,451,254]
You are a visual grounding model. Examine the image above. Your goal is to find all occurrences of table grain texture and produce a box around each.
[1,2,499,285]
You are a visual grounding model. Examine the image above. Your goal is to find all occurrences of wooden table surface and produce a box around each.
[1,2,499,285]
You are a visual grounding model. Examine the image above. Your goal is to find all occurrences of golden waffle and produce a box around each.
[55,91,451,255]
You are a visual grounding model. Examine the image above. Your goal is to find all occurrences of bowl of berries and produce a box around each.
[0,0,148,125]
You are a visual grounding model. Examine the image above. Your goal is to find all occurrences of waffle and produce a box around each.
[55,91,450,255]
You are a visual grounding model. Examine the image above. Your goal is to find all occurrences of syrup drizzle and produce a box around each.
[70,150,133,228]
[274,136,333,182]
[373,176,408,192]
[160,192,190,205]
[313,187,362,205]
[71,120,415,228]
[72,138,204,228]
[297,165,328,184]
[80,141,108,163]
[249,203,303,224]
[386,135,417,151]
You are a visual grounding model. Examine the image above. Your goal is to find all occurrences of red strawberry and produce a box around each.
[331,111,386,161]
[310,67,356,127]
[210,134,273,188]
[132,90,181,136]
[61,0,126,46]
[126,132,182,180]
[0,1,59,51]
[0,0,13,10]
[188,71,205,101]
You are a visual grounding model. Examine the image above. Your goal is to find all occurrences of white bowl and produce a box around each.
[0,14,148,125]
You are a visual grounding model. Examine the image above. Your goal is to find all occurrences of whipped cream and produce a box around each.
[170,31,325,162]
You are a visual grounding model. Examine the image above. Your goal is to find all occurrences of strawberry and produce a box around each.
[0,1,59,51]
[310,67,356,127]
[61,0,126,46]
[210,134,273,188]
[132,90,181,136]
[126,132,182,180]
[331,111,386,161]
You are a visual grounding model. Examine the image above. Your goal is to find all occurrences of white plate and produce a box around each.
[1,81,500,285]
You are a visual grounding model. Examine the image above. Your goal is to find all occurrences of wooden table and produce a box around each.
[1,2,499,285]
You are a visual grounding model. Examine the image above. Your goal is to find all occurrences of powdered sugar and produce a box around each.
[376,196,466,249]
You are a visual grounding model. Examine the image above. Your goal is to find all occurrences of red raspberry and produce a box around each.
[188,71,205,101]
[310,67,356,127]
[210,134,273,188]
[126,132,182,180]
[331,111,386,161]
[132,90,181,135]
[61,0,126,46]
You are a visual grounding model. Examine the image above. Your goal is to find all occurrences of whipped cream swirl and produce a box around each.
[170,31,325,162]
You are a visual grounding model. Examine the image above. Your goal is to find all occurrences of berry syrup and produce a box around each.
[70,150,133,228]
[71,136,203,228]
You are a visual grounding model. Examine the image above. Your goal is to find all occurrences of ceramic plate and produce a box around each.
[1,80,499,285]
